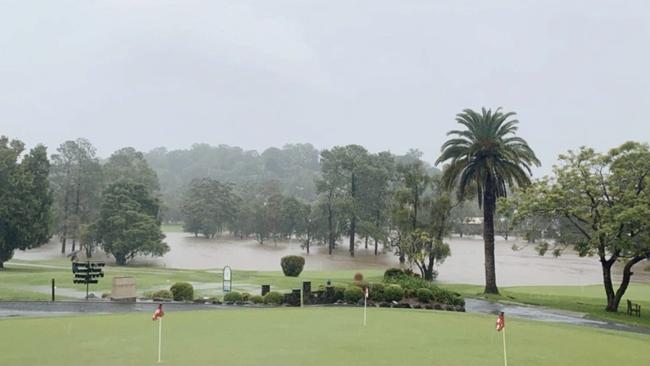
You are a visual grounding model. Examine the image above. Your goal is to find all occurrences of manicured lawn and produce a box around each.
[0,307,647,366]
[446,283,650,328]
[0,260,383,300]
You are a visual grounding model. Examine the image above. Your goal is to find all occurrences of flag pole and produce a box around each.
[363,292,367,326]
[158,317,162,363]
[502,325,508,366]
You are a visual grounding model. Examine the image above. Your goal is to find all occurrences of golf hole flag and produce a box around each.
[496,311,505,331]
[364,287,369,299]
[152,304,164,320]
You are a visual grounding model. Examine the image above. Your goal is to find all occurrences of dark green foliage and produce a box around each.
[0,137,52,268]
[250,295,264,304]
[384,268,404,280]
[152,289,173,300]
[280,255,305,277]
[333,286,346,301]
[264,291,283,305]
[96,180,168,265]
[383,274,464,306]
[404,288,416,299]
[369,283,385,302]
[241,293,251,301]
[383,285,404,302]
[104,147,160,192]
[224,292,243,302]
[344,286,364,303]
[170,282,194,301]
[416,288,433,303]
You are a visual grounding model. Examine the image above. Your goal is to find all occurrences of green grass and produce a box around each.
[0,307,647,366]
[445,283,650,328]
[0,260,383,300]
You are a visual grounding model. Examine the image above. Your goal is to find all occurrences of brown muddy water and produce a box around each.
[10,232,630,286]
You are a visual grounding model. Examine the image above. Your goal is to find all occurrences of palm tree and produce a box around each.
[436,108,540,294]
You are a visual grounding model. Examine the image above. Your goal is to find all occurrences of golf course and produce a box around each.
[1,307,648,366]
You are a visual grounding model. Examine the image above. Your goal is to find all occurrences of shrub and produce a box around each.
[170,282,194,301]
[416,288,433,303]
[152,289,173,300]
[250,295,264,304]
[223,291,243,302]
[264,291,284,305]
[333,286,346,301]
[241,292,251,301]
[369,283,385,302]
[280,256,305,277]
[383,284,404,302]
[404,288,416,299]
[344,286,364,303]
[384,268,404,280]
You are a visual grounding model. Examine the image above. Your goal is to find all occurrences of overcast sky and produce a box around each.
[1,0,649,175]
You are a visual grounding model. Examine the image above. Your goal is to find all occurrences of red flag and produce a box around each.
[152,304,165,321]
[496,312,505,332]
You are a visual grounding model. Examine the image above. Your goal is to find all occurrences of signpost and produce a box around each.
[223,266,232,293]
[72,261,105,300]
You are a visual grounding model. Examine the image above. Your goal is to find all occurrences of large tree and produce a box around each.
[436,108,540,294]
[0,137,52,268]
[96,180,168,265]
[514,142,650,312]
[50,139,102,253]
[104,147,160,192]
[181,178,238,238]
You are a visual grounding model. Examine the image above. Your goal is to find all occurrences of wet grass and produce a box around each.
[0,307,647,366]
[445,283,650,329]
[0,260,382,300]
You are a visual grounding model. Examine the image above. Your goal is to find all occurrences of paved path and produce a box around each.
[465,298,650,336]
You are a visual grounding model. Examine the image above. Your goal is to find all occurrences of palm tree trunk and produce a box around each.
[483,182,499,294]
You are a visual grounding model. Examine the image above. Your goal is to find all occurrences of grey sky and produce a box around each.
[1,0,649,175]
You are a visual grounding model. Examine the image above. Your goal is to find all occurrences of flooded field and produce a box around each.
[11,231,627,286]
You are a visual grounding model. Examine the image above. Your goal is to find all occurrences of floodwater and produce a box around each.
[12,232,618,286]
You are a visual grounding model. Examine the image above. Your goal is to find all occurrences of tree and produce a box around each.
[436,108,540,294]
[496,197,516,240]
[104,147,160,192]
[181,178,238,238]
[0,137,52,268]
[96,180,168,265]
[316,148,348,255]
[514,142,650,312]
[50,139,102,254]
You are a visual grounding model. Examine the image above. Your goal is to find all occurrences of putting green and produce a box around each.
[0,307,647,365]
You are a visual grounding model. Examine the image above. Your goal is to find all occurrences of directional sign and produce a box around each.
[72,261,105,299]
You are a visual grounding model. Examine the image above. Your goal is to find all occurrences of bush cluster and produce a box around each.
[250,295,264,304]
[152,289,173,300]
[280,256,305,277]
[224,291,243,302]
[369,283,385,302]
[383,274,464,306]
[170,282,194,301]
[416,288,433,303]
[264,291,284,305]
[383,284,404,302]
[344,286,364,303]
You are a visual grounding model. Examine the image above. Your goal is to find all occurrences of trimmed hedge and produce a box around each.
[281,256,305,277]
[250,295,264,304]
[170,282,194,301]
[224,291,243,302]
[264,291,284,305]
[344,286,364,303]
[151,289,173,300]
[369,283,385,302]
[383,284,404,302]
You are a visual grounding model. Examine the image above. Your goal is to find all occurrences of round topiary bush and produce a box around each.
[416,288,433,303]
[264,291,284,305]
[280,255,305,277]
[383,284,404,302]
[344,286,364,303]
[241,292,251,301]
[333,286,346,301]
[250,295,264,304]
[223,291,243,302]
[152,289,173,300]
[353,272,364,282]
[170,282,194,301]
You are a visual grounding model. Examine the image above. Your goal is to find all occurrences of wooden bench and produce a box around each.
[627,299,641,317]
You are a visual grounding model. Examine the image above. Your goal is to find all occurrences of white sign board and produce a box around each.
[223,266,232,293]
